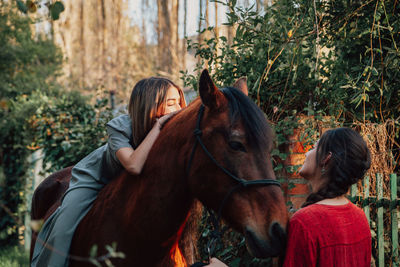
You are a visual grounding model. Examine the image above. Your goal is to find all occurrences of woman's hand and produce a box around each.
[117,111,180,176]
[204,258,229,267]
[155,110,180,129]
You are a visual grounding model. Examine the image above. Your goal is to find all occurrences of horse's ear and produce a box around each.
[233,77,248,96]
[199,69,219,108]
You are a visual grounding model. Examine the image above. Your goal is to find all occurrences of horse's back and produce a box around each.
[30,166,72,259]
[31,166,72,220]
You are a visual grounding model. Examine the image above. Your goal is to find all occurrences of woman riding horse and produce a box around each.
[31,70,288,266]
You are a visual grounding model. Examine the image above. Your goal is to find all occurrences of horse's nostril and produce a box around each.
[272,222,286,238]
[244,225,286,258]
[244,228,269,258]
[269,222,287,252]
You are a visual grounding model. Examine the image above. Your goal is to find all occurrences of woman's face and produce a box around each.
[299,141,319,179]
[163,86,182,115]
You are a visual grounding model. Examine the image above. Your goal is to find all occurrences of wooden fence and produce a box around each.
[349,173,399,267]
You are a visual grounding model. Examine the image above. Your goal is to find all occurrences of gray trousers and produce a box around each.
[31,185,102,267]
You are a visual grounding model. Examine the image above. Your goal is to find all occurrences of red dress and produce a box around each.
[283,202,371,267]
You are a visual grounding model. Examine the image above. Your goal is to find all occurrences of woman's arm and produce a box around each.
[116,112,176,175]
[204,258,229,267]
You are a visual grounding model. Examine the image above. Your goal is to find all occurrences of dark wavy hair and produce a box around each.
[301,127,371,208]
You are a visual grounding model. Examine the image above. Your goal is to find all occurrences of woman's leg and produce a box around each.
[31,186,100,267]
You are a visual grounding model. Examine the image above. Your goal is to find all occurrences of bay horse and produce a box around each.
[30,69,288,266]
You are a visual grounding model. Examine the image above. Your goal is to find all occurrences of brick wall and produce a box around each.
[282,128,312,211]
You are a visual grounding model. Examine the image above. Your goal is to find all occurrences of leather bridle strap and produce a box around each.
[186,105,281,188]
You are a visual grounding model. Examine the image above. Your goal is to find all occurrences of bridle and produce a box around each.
[186,105,281,262]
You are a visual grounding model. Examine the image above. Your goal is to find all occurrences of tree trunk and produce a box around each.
[50,0,139,99]
[205,0,209,28]
[182,0,187,71]
[198,0,203,66]
[115,0,122,93]
[157,0,178,76]
[163,0,172,74]
[79,0,85,86]
[99,0,106,86]
[173,0,179,77]
[214,1,218,39]
[198,0,203,43]
[157,0,162,68]
[214,0,219,68]
[227,3,234,46]
[157,0,169,72]
[256,0,261,11]
[142,0,147,46]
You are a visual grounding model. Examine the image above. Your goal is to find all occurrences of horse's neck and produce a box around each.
[115,163,192,245]
[118,105,199,245]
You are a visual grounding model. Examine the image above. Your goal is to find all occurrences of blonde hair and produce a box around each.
[128,77,186,147]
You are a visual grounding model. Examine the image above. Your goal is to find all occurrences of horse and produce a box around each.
[30,69,288,266]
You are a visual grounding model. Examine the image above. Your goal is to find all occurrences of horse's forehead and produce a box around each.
[209,105,229,122]
[230,123,246,136]
[231,130,241,136]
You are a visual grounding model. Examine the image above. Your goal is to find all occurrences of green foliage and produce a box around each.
[0,2,64,246]
[0,93,48,245]
[0,245,29,267]
[197,211,273,267]
[31,93,113,172]
[49,1,65,20]
[88,242,126,267]
[0,1,111,246]
[183,0,400,122]
[185,0,318,121]
[0,7,62,99]
[16,0,65,20]
[320,0,400,121]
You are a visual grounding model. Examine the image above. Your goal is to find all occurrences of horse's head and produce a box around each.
[187,70,288,258]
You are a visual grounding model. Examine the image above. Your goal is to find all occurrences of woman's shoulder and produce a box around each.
[291,201,364,224]
[290,204,320,224]
[292,203,324,215]
[106,114,132,132]
[107,114,131,126]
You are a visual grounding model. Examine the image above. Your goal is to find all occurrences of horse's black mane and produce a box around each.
[220,87,273,151]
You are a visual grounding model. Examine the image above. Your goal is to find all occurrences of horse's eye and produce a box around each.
[228,141,246,152]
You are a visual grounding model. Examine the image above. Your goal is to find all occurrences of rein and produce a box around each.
[187,105,281,266]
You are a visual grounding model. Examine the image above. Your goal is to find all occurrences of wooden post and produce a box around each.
[363,175,370,225]
[390,173,398,264]
[376,173,384,267]
[25,150,44,251]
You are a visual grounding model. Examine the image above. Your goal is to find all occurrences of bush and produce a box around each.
[0,1,113,246]
[31,92,113,172]
[0,2,63,246]
[0,246,29,267]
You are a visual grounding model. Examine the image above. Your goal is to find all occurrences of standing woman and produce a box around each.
[206,127,372,267]
[31,77,186,267]
[282,127,371,266]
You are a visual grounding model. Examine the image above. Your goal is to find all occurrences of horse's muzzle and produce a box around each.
[244,222,286,258]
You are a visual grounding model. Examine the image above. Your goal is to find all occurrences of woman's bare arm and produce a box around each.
[116,112,176,175]
[204,258,229,267]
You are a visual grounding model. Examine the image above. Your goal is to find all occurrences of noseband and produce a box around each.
[186,105,281,262]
